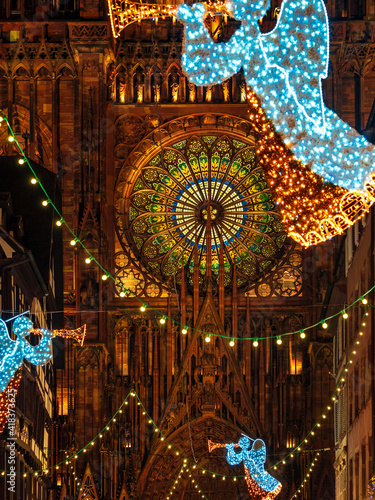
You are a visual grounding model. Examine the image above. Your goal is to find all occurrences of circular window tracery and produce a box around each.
[118,133,287,290]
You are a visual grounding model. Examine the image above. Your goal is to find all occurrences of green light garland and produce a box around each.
[165,462,208,500]
[290,453,320,499]
[1,110,373,344]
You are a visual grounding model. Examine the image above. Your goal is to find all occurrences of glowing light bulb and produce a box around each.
[182,327,188,335]
[362,298,368,305]
[342,311,348,319]
[8,135,14,142]
[322,322,328,329]
[229,339,235,347]
[120,291,125,297]
[140,305,146,312]
[18,158,24,165]
[253,340,258,347]
[85,257,91,264]
[70,239,77,246]
[300,331,306,339]
[102,274,108,281]
[56,219,62,226]
[42,200,48,206]
[205,335,211,343]
[31,178,37,184]
[276,337,282,345]
[160,317,166,324]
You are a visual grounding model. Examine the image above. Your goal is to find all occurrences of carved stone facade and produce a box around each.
[2,0,375,499]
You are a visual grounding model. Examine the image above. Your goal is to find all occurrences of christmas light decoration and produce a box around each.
[107,0,228,38]
[166,463,208,499]
[177,0,375,194]
[31,325,86,347]
[209,436,282,498]
[245,90,374,247]
[368,475,375,499]
[1,111,373,345]
[0,317,53,392]
[0,371,22,433]
[291,453,320,499]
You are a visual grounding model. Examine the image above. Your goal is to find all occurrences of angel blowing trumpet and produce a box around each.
[177,0,375,193]
[208,435,282,499]
[0,316,86,392]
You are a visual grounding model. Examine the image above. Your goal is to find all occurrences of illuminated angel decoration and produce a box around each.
[0,317,53,392]
[177,0,375,192]
[209,435,282,499]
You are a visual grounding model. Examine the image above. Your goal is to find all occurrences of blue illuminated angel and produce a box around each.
[177,0,375,191]
[209,434,282,498]
[226,436,282,499]
[0,316,53,392]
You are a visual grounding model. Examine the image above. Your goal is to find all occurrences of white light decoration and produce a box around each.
[177,0,375,192]
[0,317,53,392]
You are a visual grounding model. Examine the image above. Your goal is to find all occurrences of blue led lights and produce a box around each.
[177,0,374,192]
[0,317,53,392]
[226,436,282,498]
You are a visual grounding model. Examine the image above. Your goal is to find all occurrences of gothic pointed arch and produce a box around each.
[138,416,252,499]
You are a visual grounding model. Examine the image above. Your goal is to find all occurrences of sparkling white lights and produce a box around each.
[177,0,375,192]
[226,436,282,498]
[0,317,53,392]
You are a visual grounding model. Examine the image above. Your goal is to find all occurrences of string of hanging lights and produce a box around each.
[0,111,372,346]
[107,0,229,38]
[165,462,208,499]
[290,453,320,499]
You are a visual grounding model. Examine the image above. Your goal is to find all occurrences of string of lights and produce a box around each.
[165,462,208,499]
[290,453,320,499]
[0,111,373,346]
[0,324,357,486]
[107,0,228,38]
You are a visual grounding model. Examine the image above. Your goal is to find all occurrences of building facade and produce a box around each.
[0,157,63,499]
[1,0,375,499]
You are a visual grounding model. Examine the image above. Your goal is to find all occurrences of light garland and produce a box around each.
[0,316,53,393]
[1,112,374,344]
[0,367,340,484]
[177,0,375,193]
[290,453,320,499]
[107,0,228,38]
[165,463,208,499]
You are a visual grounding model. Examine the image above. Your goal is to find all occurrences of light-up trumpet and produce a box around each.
[30,325,86,346]
[208,439,228,453]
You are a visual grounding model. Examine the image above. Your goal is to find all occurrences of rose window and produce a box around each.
[117,134,287,290]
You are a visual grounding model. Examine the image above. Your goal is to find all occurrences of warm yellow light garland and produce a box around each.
[107,0,229,37]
